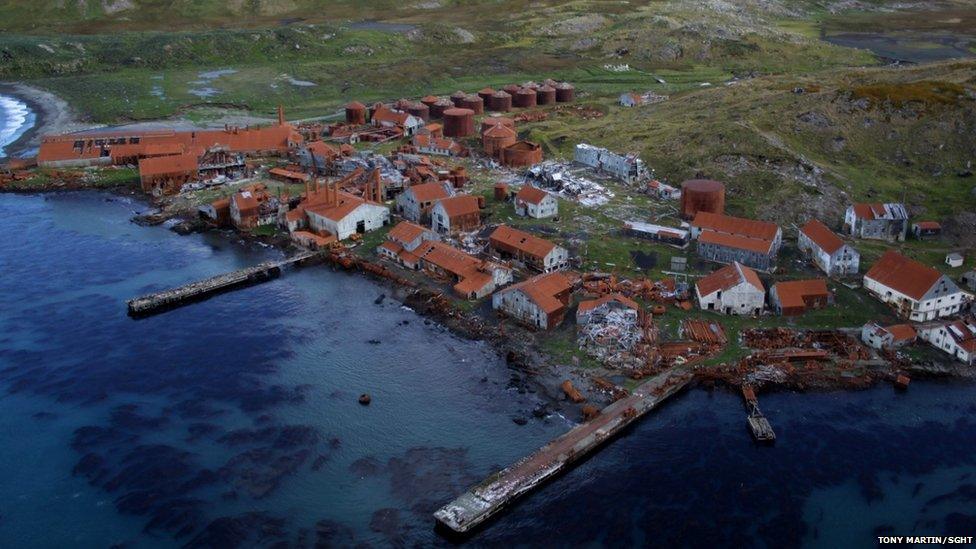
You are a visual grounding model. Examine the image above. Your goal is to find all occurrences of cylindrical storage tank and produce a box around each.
[500,142,543,168]
[494,182,510,201]
[537,85,556,105]
[513,87,537,108]
[480,116,515,134]
[407,102,430,122]
[555,82,575,102]
[450,90,467,107]
[482,124,517,158]
[430,99,453,119]
[502,84,520,95]
[543,78,558,87]
[477,87,495,103]
[477,195,486,209]
[488,90,512,112]
[680,179,726,219]
[459,94,484,114]
[421,95,440,108]
[345,101,366,125]
[521,81,539,90]
[442,108,475,138]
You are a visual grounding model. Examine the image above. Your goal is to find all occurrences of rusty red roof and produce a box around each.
[387,220,429,244]
[864,250,943,300]
[800,219,845,254]
[489,225,556,259]
[500,272,573,314]
[436,195,481,218]
[406,182,451,203]
[773,279,829,309]
[577,293,639,315]
[515,185,551,206]
[138,153,198,178]
[699,230,773,254]
[697,262,764,297]
[692,212,779,241]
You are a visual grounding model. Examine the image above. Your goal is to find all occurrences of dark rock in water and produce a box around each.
[110,404,169,431]
[386,447,480,515]
[32,411,57,421]
[170,219,209,236]
[185,512,288,548]
[532,403,549,419]
[328,437,341,449]
[857,472,884,504]
[374,294,385,304]
[369,508,400,537]
[143,497,206,538]
[186,423,220,442]
[311,454,331,471]
[218,425,320,449]
[400,320,410,325]
[102,445,197,494]
[349,456,382,477]
[366,339,381,345]
[71,426,138,453]
[315,519,357,547]
[512,416,528,426]
[273,425,320,450]
[169,400,226,420]
[73,452,108,483]
[359,393,372,405]
[218,447,311,499]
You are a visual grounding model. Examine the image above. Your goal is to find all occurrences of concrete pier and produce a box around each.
[127,251,318,316]
[434,367,694,535]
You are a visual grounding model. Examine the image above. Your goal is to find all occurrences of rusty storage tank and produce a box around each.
[513,87,537,108]
[555,82,575,102]
[459,94,484,114]
[430,98,453,119]
[480,116,515,134]
[482,123,517,158]
[500,141,543,168]
[407,102,430,122]
[443,108,475,138]
[345,101,367,125]
[521,81,540,90]
[488,90,512,112]
[543,78,558,87]
[494,182,510,201]
[450,90,467,107]
[680,179,726,219]
[421,95,440,109]
[536,85,557,105]
[394,98,413,111]
[502,84,520,95]
[477,87,496,103]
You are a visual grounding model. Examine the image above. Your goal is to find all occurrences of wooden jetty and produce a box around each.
[127,251,319,316]
[434,367,694,535]
[742,385,776,443]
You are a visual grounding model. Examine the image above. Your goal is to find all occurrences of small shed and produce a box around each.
[946,253,965,268]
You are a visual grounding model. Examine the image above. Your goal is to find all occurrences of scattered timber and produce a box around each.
[127,251,320,316]
[434,367,694,536]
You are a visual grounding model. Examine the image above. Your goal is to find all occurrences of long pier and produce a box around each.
[434,367,694,535]
[127,251,319,316]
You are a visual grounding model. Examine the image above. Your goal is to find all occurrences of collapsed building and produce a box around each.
[573,143,648,184]
[576,294,655,367]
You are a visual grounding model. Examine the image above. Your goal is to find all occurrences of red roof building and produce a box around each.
[138,153,199,196]
[430,195,482,234]
[863,250,968,321]
[770,279,831,316]
[695,262,765,316]
[489,225,569,272]
[492,271,574,330]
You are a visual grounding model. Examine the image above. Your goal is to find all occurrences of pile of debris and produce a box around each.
[526,162,614,207]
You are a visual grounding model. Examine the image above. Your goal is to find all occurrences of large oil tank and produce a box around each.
[459,95,484,115]
[488,90,512,112]
[477,87,496,103]
[406,102,430,122]
[443,108,475,138]
[536,85,556,105]
[480,116,515,134]
[513,87,537,108]
[502,84,520,96]
[430,99,453,119]
[450,90,467,107]
[680,179,726,219]
[420,95,440,109]
[555,82,575,102]
[345,101,366,125]
[482,123,517,158]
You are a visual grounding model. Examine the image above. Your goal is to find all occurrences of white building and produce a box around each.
[695,262,765,316]
[306,192,389,240]
[395,181,452,222]
[574,143,648,184]
[917,319,976,365]
[844,203,909,242]
[492,271,574,330]
[488,225,569,272]
[860,323,917,351]
[863,250,970,321]
[798,219,860,276]
[514,185,558,219]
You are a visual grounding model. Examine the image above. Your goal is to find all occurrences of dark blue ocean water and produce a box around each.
[0,192,974,548]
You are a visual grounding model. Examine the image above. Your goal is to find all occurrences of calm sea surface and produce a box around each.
[0,192,974,548]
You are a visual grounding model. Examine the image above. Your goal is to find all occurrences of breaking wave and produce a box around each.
[0,94,35,157]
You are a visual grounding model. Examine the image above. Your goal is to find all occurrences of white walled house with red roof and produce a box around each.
[514,185,558,219]
[395,181,453,223]
[798,219,860,276]
[695,262,765,316]
[844,202,909,242]
[917,319,976,365]
[690,212,782,272]
[863,251,969,321]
